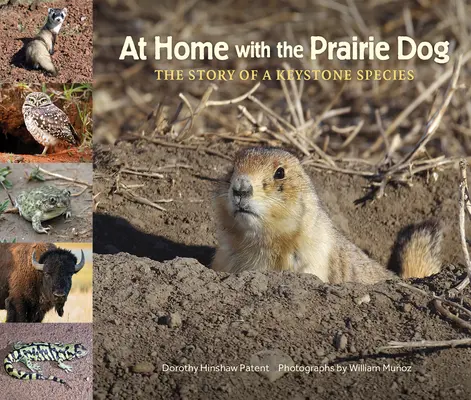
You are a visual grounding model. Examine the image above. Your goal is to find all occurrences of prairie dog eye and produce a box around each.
[274,167,285,180]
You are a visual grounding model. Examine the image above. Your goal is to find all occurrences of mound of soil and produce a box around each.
[0,1,93,83]
[93,141,471,399]
[93,254,470,400]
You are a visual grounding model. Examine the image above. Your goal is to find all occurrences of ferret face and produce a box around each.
[48,8,67,25]
[223,148,307,232]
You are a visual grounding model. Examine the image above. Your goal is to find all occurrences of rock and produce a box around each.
[158,312,183,328]
[132,361,155,374]
[402,303,412,312]
[334,332,348,350]
[356,294,371,305]
[250,349,294,382]
[249,273,268,295]
[237,306,253,318]
[168,312,183,328]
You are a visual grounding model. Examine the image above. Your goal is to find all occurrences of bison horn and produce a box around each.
[31,250,44,271]
[75,250,85,272]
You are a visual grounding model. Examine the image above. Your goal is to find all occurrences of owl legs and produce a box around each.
[40,146,49,156]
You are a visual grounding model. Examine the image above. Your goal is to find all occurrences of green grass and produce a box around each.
[0,200,9,215]
[27,167,46,182]
[0,167,12,189]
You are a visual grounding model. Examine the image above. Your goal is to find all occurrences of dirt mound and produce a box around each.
[93,142,471,399]
[93,253,470,400]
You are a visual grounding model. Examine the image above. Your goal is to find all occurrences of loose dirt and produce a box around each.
[0,148,93,163]
[93,141,471,399]
[0,163,92,242]
[0,0,93,83]
[0,323,93,399]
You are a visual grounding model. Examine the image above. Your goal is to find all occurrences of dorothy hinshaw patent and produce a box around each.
[119,36,450,64]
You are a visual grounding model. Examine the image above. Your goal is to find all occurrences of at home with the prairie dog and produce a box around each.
[212,147,442,284]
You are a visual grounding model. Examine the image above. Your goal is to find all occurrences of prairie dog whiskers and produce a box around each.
[212,147,442,284]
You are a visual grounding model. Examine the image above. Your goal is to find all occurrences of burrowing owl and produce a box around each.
[22,92,80,155]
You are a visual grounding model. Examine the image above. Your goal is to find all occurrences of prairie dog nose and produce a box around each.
[232,175,253,198]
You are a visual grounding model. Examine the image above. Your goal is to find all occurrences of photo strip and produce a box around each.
[0,1,93,398]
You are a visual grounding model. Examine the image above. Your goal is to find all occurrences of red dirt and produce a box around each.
[0,1,93,83]
[0,148,93,163]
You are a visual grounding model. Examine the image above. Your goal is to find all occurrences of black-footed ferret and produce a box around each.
[25,8,68,77]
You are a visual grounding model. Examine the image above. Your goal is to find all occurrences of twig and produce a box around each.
[339,120,364,149]
[378,338,471,351]
[206,82,261,106]
[120,185,170,212]
[388,54,462,175]
[121,169,165,179]
[304,161,376,177]
[367,50,471,155]
[434,299,471,331]
[457,159,471,291]
[70,186,89,197]
[0,180,14,207]
[37,168,91,187]
[129,134,232,161]
[176,93,195,140]
[397,281,471,319]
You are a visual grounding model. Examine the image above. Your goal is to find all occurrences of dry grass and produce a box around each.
[42,291,93,323]
[0,290,93,323]
[94,0,470,167]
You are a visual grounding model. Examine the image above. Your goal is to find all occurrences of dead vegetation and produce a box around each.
[93,0,471,355]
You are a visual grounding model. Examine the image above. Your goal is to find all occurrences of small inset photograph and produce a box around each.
[0,163,92,242]
[0,83,92,163]
[0,323,92,398]
[0,242,92,323]
[0,1,92,83]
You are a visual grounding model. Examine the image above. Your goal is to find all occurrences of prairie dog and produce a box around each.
[25,8,68,76]
[212,147,442,284]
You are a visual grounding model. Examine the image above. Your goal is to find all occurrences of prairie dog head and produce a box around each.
[216,147,314,235]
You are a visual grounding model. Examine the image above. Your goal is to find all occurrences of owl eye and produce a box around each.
[49,197,56,205]
[274,167,285,180]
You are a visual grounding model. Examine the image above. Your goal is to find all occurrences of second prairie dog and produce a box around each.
[212,147,442,284]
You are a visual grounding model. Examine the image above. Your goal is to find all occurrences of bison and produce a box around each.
[0,243,85,322]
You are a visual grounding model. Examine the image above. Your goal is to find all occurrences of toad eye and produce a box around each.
[274,167,285,180]
[49,197,56,205]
